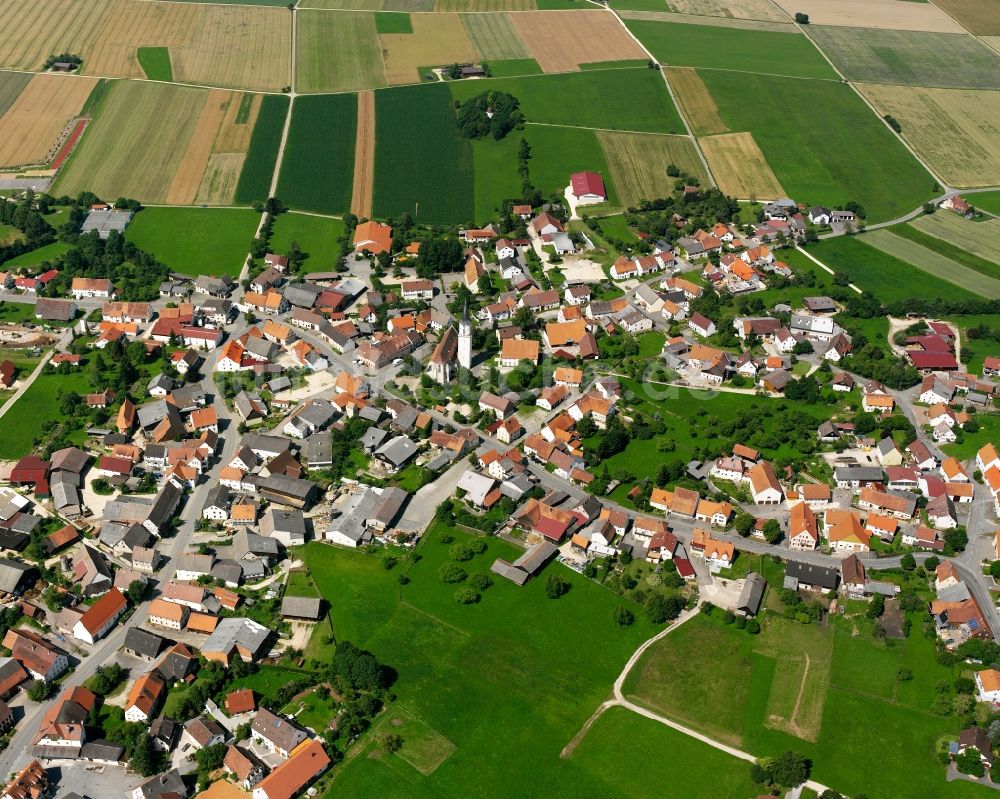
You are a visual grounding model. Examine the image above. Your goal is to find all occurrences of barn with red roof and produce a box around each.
[570,172,607,204]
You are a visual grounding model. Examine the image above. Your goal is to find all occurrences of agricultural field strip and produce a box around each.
[0,74,97,169]
[909,211,1000,267]
[856,83,1000,188]
[664,0,791,23]
[597,130,709,205]
[769,0,966,32]
[862,228,1000,299]
[620,11,794,32]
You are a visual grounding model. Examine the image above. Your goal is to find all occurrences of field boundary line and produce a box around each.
[793,246,861,294]
[600,5,716,188]
[398,599,471,638]
[782,12,951,191]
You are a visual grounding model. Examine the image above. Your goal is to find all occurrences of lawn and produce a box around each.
[637,330,665,357]
[0,241,71,269]
[137,47,173,81]
[626,19,837,79]
[0,369,92,457]
[626,609,991,799]
[522,124,620,206]
[942,412,1000,459]
[285,568,321,598]
[483,58,543,77]
[125,207,259,277]
[228,665,310,702]
[699,70,934,223]
[234,93,289,205]
[470,134,521,222]
[303,524,662,797]
[277,94,357,215]
[807,26,1000,89]
[268,212,346,271]
[0,302,38,325]
[373,83,474,225]
[782,239,978,304]
[448,67,686,134]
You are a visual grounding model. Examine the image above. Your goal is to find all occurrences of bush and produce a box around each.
[613,606,634,626]
[454,587,480,604]
[439,564,468,583]
[469,573,493,591]
[382,554,398,570]
[901,553,916,571]
[746,619,760,634]
[545,574,570,599]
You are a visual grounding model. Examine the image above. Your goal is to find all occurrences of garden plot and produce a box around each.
[858,83,1000,188]
[510,10,646,72]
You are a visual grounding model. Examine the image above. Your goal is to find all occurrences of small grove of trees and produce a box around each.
[455,91,524,141]
[794,12,809,24]
[88,663,126,695]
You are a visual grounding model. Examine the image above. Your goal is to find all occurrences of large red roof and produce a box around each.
[571,171,606,199]
[909,351,959,370]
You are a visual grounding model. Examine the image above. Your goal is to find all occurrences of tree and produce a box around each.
[130,733,159,777]
[762,519,782,544]
[867,593,885,619]
[901,553,916,571]
[27,680,54,701]
[820,792,842,799]
[794,12,809,24]
[126,579,146,604]
[646,593,682,624]
[195,742,227,773]
[378,733,403,753]
[454,91,524,140]
[945,528,969,552]
[613,606,634,626]
[769,751,811,787]
[545,574,570,599]
[734,512,754,538]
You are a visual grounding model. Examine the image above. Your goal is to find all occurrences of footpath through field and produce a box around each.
[562,608,834,795]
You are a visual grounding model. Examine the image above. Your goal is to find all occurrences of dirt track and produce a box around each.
[351,90,375,217]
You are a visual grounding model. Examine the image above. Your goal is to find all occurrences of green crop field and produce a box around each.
[910,211,1000,268]
[297,10,386,93]
[625,20,837,79]
[974,190,1000,215]
[136,47,172,81]
[301,525,667,797]
[807,26,1000,89]
[0,71,31,117]
[625,610,988,799]
[125,207,259,277]
[699,71,933,222]
[269,212,346,270]
[470,134,522,221]
[782,239,978,304]
[893,221,1000,280]
[234,93,289,206]
[448,68,686,133]
[374,83,474,224]
[462,12,532,60]
[484,58,543,77]
[862,228,1000,298]
[277,93,357,215]
[375,11,412,32]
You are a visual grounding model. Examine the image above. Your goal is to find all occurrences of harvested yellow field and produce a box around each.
[667,0,789,23]
[771,0,964,32]
[87,2,291,91]
[381,13,477,85]
[352,90,376,217]
[984,37,1000,56]
[510,10,646,72]
[933,0,1000,36]
[195,153,246,206]
[166,89,233,205]
[214,93,261,153]
[0,0,112,71]
[666,67,728,136]
[57,81,207,202]
[436,0,536,9]
[698,132,784,200]
[858,83,1000,188]
[597,131,709,205]
[622,10,793,32]
[0,74,97,169]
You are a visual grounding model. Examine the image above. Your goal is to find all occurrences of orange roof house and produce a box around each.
[253,739,330,799]
[353,221,392,255]
[500,338,540,364]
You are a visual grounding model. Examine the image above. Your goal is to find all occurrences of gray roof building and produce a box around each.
[280,596,323,620]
